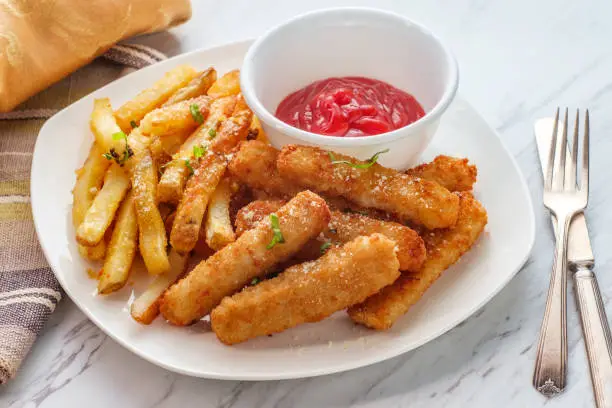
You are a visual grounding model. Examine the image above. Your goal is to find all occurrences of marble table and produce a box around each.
[3,0,612,407]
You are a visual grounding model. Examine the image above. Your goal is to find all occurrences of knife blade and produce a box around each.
[534,118,594,267]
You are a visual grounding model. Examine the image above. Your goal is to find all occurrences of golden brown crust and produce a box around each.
[228,140,302,198]
[169,153,227,253]
[276,145,460,229]
[211,233,400,345]
[160,191,331,325]
[347,192,488,329]
[407,155,477,192]
[132,151,170,275]
[235,200,426,272]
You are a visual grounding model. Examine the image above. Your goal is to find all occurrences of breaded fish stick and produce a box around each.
[228,141,390,220]
[406,155,477,192]
[277,145,460,230]
[211,233,400,345]
[347,192,487,330]
[228,140,302,198]
[235,200,426,272]
[160,191,331,325]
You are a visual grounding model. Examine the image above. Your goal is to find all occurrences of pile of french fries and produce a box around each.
[72,65,488,345]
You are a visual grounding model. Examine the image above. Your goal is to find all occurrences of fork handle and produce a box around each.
[574,267,612,408]
[533,213,570,396]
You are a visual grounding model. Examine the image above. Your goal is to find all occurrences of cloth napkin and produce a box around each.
[0,0,189,384]
[0,0,191,112]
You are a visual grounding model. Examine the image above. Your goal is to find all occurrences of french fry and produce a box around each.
[207,69,240,98]
[139,95,211,138]
[90,98,130,159]
[76,164,130,246]
[72,143,111,260]
[204,177,235,250]
[170,153,227,253]
[149,129,192,161]
[162,68,217,106]
[208,95,253,154]
[114,65,198,132]
[130,249,188,324]
[156,96,237,204]
[97,191,138,294]
[133,151,170,275]
[249,116,268,143]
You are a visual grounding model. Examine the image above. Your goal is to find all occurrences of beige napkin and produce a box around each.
[0,0,192,112]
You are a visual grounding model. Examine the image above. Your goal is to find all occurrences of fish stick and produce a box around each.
[211,233,400,345]
[160,191,331,325]
[228,140,302,198]
[277,145,460,230]
[406,155,477,192]
[347,192,488,330]
[235,200,426,272]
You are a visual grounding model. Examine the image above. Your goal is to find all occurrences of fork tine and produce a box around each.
[581,109,590,197]
[545,108,560,191]
[567,109,579,190]
[553,108,569,190]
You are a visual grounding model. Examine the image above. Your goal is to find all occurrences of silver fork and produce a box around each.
[533,108,589,396]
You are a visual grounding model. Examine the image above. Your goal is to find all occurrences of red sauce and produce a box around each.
[275,76,425,137]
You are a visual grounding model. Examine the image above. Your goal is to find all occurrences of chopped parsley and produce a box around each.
[184,159,194,176]
[103,131,133,166]
[193,145,206,159]
[190,104,204,124]
[327,149,389,169]
[130,120,138,129]
[266,213,285,249]
[250,277,261,286]
[320,241,332,255]
[208,128,217,139]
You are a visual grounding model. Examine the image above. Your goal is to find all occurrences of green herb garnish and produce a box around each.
[193,145,206,159]
[190,104,204,124]
[320,241,332,255]
[208,128,217,139]
[184,159,194,176]
[327,149,389,169]
[250,277,261,286]
[130,120,138,129]
[266,213,285,249]
[103,131,133,166]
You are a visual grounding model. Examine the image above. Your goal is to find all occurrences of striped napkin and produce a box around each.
[0,44,165,384]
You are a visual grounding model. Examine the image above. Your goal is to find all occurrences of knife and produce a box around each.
[535,118,612,408]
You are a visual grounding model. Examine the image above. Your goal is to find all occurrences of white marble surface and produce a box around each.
[3,0,612,406]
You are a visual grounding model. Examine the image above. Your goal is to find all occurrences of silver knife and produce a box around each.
[535,118,612,408]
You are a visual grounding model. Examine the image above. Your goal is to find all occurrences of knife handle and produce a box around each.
[574,267,612,408]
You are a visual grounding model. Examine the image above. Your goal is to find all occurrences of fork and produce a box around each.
[533,108,589,396]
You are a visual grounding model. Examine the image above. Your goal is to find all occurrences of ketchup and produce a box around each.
[275,76,425,137]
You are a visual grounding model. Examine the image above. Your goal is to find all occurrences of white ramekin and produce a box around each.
[240,7,459,169]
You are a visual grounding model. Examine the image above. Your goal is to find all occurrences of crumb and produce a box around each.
[87,268,99,280]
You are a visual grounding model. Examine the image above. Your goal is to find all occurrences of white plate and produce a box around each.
[31,40,535,380]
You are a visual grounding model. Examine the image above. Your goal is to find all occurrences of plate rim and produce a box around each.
[30,39,536,381]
